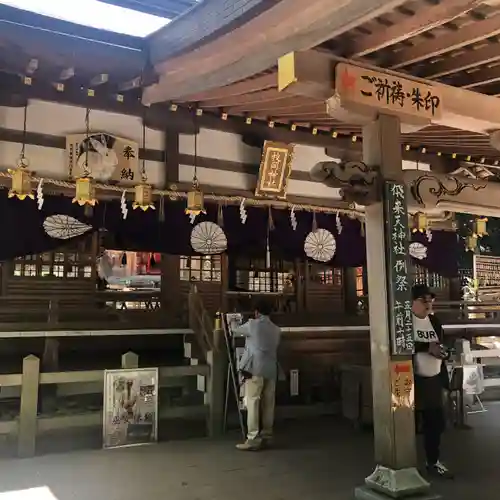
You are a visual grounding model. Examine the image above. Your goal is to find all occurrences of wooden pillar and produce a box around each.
[40,338,59,414]
[355,115,434,500]
[207,327,226,437]
[344,267,358,314]
[18,355,40,458]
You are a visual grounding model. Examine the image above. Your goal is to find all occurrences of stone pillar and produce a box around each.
[355,114,438,500]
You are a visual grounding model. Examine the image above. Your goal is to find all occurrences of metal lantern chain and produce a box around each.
[193,110,198,184]
[141,113,147,183]
[19,103,28,164]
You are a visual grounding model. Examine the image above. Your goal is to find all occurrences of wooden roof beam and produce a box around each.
[421,40,500,79]
[348,0,482,58]
[447,63,500,89]
[278,49,500,134]
[389,10,500,69]
[144,0,411,104]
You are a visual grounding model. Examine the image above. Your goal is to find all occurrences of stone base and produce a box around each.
[355,486,441,500]
[357,465,435,499]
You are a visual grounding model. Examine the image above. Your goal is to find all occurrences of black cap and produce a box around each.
[412,284,436,300]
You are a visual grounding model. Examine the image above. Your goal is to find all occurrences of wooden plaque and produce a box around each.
[255,141,294,199]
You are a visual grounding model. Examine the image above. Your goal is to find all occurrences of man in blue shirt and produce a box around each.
[233,301,281,451]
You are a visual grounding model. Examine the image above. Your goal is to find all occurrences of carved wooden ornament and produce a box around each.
[255,141,294,199]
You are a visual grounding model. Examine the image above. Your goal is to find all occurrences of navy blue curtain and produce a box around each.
[0,193,102,261]
[269,208,366,267]
[0,192,269,260]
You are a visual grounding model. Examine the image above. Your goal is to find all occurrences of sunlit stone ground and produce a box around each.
[0,405,497,500]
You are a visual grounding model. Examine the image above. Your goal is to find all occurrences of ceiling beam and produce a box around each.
[0,71,348,149]
[446,64,500,89]
[348,0,482,58]
[420,41,500,78]
[389,11,500,69]
[144,0,411,103]
[178,73,278,103]
[199,89,289,109]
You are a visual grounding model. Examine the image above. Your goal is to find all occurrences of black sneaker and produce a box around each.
[427,461,454,479]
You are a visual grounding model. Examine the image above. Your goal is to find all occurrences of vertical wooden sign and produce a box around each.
[255,141,294,199]
[383,181,414,355]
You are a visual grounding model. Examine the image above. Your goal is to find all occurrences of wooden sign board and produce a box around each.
[67,132,139,185]
[384,181,414,355]
[255,141,294,199]
[390,360,414,410]
[335,63,443,125]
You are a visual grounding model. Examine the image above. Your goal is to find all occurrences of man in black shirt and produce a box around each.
[412,284,453,479]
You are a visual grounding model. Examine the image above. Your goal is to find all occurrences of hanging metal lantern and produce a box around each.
[411,212,428,233]
[466,234,478,252]
[473,217,488,238]
[185,179,206,215]
[8,156,34,201]
[132,183,155,211]
[72,177,97,206]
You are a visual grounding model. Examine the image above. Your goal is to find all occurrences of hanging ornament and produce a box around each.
[425,228,432,243]
[73,108,97,208]
[190,221,227,254]
[8,103,34,201]
[268,207,275,231]
[290,206,297,231]
[466,235,478,252]
[312,212,318,232]
[304,228,336,263]
[411,212,428,233]
[120,190,128,220]
[217,203,224,227]
[121,252,127,266]
[360,220,365,238]
[133,117,155,211]
[336,212,343,235]
[133,183,155,211]
[189,212,197,224]
[185,178,205,216]
[36,178,44,210]
[239,198,247,224]
[186,112,205,216]
[473,217,488,238]
[158,193,165,222]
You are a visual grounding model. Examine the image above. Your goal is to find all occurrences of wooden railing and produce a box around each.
[188,285,215,357]
[0,291,181,331]
[0,350,223,458]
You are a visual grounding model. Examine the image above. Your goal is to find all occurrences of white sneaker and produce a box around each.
[427,460,454,479]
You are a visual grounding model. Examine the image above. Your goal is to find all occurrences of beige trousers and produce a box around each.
[243,376,276,441]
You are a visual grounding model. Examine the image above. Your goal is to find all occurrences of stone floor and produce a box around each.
[0,404,498,500]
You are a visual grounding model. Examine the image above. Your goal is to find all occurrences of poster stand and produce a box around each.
[221,312,246,439]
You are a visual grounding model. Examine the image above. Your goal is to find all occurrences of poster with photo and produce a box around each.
[103,368,159,449]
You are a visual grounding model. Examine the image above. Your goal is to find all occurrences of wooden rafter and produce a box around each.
[420,41,500,79]
[349,0,483,58]
[446,63,500,89]
[98,0,196,18]
[198,88,286,109]
[226,97,319,114]
[389,11,500,69]
[178,73,277,103]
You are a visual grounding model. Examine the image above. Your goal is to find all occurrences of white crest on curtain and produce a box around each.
[409,241,427,260]
[304,229,336,263]
[43,214,92,240]
[190,221,227,254]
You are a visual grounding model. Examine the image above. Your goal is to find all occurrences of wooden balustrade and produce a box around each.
[0,349,223,458]
[188,285,215,358]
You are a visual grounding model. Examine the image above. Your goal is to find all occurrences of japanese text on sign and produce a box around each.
[391,361,414,410]
[255,141,294,199]
[335,63,443,122]
[384,181,414,355]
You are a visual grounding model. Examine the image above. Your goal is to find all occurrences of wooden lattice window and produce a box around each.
[13,241,93,280]
[233,257,294,293]
[355,266,365,297]
[180,255,221,282]
[413,264,445,289]
[309,263,343,286]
